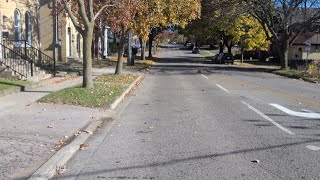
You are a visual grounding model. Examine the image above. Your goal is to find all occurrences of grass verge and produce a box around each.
[0,78,31,91]
[274,69,318,83]
[125,59,155,72]
[38,74,139,108]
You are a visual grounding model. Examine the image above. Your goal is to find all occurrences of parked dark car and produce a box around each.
[192,47,200,54]
[222,53,234,64]
[217,53,234,64]
[211,54,219,62]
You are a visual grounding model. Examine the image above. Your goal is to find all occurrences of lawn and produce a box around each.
[274,69,319,83]
[0,78,30,91]
[38,74,139,108]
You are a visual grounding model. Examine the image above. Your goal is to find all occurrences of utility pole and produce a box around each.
[127,29,132,66]
[103,26,109,58]
[53,0,59,77]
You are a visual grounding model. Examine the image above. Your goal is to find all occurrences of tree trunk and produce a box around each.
[82,27,94,90]
[148,34,153,58]
[241,48,244,63]
[141,39,146,60]
[227,44,232,54]
[127,29,132,66]
[115,30,126,75]
[277,37,289,70]
[219,38,224,53]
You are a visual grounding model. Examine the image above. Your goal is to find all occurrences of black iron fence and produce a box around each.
[0,42,32,78]
[1,40,54,76]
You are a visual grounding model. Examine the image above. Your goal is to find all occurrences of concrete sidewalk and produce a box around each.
[0,67,137,179]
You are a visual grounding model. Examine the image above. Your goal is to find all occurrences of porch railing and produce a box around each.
[2,40,54,74]
[0,42,33,78]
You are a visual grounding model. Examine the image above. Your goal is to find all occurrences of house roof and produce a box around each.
[292,32,320,45]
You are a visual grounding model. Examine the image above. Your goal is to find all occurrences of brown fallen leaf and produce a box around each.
[57,165,67,174]
[83,130,93,135]
[79,143,89,150]
[47,123,55,128]
[251,160,261,163]
[74,131,81,136]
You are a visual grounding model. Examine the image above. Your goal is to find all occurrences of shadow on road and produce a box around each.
[54,139,320,179]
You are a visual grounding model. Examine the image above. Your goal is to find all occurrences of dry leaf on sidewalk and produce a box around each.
[83,130,93,134]
[47,123,55,128]
[79,143,89,150]
[57,165,67,174]
[83,130,93,135]
[74,131,81,136]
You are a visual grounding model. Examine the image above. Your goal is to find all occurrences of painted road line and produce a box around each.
[212,74,320,107]
[201,74,209,79]
[301,109,314,113]
[241,101,295,135]
[216,84,230,93]
[270,104,320,119]
[306,145,320,151]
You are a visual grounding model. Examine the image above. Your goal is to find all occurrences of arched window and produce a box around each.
[67,27,71,56]
[14,9,21,46]
[25,12,32,46]
[76,34,81,52]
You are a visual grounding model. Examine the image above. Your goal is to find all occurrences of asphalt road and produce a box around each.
[54,45,320,180]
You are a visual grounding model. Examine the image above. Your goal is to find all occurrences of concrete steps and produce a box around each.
[0,62,53,82]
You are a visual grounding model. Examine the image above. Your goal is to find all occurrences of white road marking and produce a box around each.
[241,101,295,135]
[301,109,314,113]
[270,104,320,119]
[201,74,209,79]
[306,145,320,151]
[216,84,230,93]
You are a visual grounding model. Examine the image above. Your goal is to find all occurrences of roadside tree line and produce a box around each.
[182,0,320,69]
[54,0,201,90]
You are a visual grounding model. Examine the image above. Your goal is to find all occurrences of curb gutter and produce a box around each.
[28,75,143,180]
[28,120,102,180]
[110,75,143,110]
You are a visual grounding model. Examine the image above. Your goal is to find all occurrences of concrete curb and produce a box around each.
[28,75,143,180]
[110,75,143,110]
[0,86,21,97]
[28,120,102,180]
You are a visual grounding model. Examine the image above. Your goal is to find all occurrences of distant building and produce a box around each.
[0,0,40,48]
[40,0,83,63]
[289,32,320,60]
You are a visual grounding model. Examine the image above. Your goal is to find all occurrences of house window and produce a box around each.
[76,34,81,52]
[14,9,21,46]
[25,12,32,46]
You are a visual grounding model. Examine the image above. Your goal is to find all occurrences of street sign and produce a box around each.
[305,38,312,52]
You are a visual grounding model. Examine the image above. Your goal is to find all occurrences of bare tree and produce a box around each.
[243,0,320,69]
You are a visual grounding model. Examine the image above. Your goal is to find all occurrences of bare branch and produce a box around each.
[94,4,114,20]
[62,0,84,34]
[78,0,90,26]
